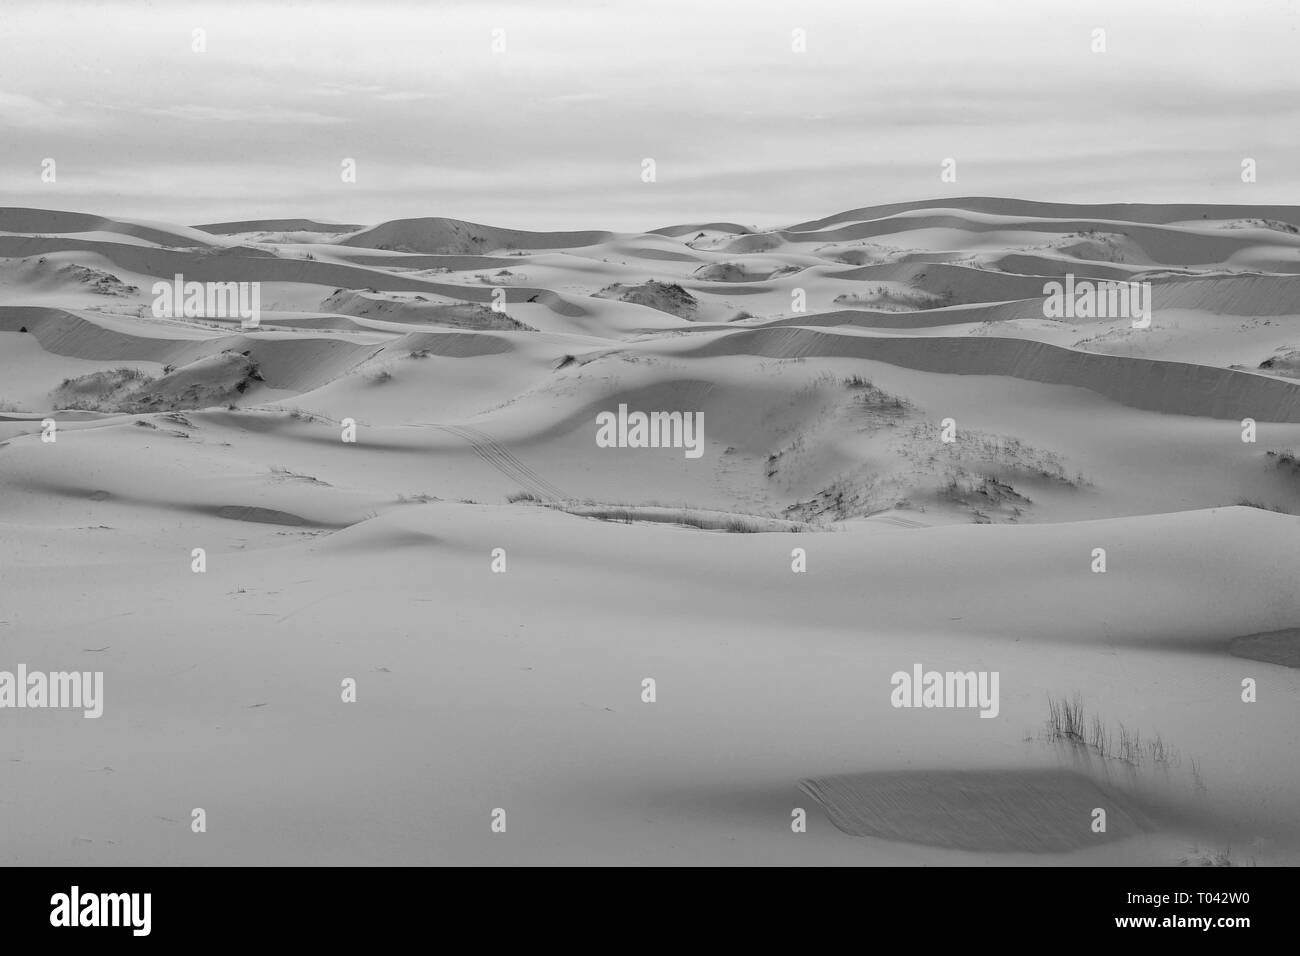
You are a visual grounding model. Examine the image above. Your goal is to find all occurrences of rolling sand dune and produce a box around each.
[0,207,227,249]
[788,198,1300,231]
[677,328,1300,421]
[785,213,1300,272]
[2,197,1299,866]
[337,217,614,255]
[195,218,365,236]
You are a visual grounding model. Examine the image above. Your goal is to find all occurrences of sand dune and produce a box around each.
[338,217,614,255]
[0,207,226,249]
[786,213,1300,271]
[679,327,1300,421]
[194,218,364,236]
[3,197,1299,865]
[788,197,1300,231]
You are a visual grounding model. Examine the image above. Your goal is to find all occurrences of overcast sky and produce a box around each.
[1,0,1298,230]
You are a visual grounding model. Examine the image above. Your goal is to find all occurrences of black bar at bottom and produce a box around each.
[2,865,1280,942]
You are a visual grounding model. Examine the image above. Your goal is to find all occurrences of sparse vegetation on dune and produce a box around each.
[595,279,699,319]
[283,406,332,424]
[395,492,439,504]
[50,354,263,413]
[57,263,140,297]
[783,473,903,523]
[1217,217,1300,235]
[1267,448,1299,471]
[547,499,820,533]
[833,284,952,312]
[941,473,1031,519]
[1045,694,1194,779]
[49,367,156,411]
[842,374,909,413]
[691,260,801,283]
[268,466,331,486]
[774,396,1081,523]
[321,289,535,331]
[904,425,1081,487]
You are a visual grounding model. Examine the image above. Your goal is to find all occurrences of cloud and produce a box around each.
[373,91,444,103]
[137,104,345,125]
[0,91,72,131]
[310,82,388,97]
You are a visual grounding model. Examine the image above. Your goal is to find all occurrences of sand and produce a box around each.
[1,197,1298,865]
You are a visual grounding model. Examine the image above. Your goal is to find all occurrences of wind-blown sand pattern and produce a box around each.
[2,197,1299,866]
[799,770,1154,852]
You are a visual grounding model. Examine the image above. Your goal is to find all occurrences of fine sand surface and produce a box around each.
[1,198,1298,866]
[799,769,1156,852]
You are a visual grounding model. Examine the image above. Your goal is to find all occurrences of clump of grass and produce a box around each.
[1046,694,1193,778]
[59,367,150,389]
[1046,693,1086,741]
[1117,723,1142,764]
[599,279,698,319]
[1088,714,1111,757]
[51,367,156,411]
[942,474,1031,512]
[842,375,909,409]
[507,491,541,503]
[269,466,330,486]
[1147,733,1176,765]
[1266,448,1298,469]
[905,426,1080,486]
